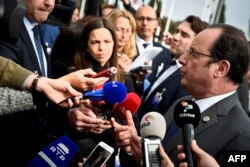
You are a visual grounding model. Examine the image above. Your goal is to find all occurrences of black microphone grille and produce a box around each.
[174,100,201,128]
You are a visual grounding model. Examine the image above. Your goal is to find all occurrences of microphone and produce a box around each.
[140,112,167,167]
[112,92,141,119]
[174,100,201,167]
[91,67,117,78]
[29,135,78,167]
[84,81,127,104]
[58,81,127,105]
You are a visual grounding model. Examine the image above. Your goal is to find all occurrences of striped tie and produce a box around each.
[32,25,46,76]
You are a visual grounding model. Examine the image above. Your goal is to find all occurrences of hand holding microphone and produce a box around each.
[59,69,109,91]
[174,100,201,167]
[111,105,139,154]
[140,112,167,167]
[58,81,127,106]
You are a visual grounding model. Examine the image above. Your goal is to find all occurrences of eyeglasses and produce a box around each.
[115,28,132,34]
[186,49,212,59]
[136,17,158,22]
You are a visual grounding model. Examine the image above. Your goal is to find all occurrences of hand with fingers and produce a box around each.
[177,140,220,167]
[59,68,109,91]
[67,105,107,132]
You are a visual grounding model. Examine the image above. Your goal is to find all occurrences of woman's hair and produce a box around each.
[106,8,137,60]
[74,16,124,82]
[51,15,95,67]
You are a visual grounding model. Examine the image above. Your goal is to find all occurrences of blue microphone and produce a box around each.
[84,81,127,104]
[58,81,127,105]
[29,135,78,167]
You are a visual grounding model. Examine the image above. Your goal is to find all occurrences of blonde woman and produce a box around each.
[106,8,137,72]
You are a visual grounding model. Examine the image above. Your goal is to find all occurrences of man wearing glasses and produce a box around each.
[137,15,208,120]
[132,5,171,96]
[134,5,162,55]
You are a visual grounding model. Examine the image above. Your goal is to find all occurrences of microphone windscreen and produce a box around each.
[83,81,127,104]
[103,81,127,104]
[140,112,167,140]
[29,135,78,167]
[174,100,201,128]
[112,92,141,119]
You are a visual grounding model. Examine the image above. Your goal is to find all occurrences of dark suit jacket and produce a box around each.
[138,68,190,120]
[0,23,64,166]
[163,93,250,166]
[0,23,51,76]
[137,48,189,119]
[132,41,171,96]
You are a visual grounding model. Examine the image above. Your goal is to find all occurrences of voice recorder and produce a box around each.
[142,138,161,167]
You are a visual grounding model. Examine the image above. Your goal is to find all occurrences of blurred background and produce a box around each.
[86,0,250,41]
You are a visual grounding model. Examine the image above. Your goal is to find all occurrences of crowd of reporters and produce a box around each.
[0,0,250,167]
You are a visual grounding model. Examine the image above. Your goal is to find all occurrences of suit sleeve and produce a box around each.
[0,87,34,115]
[0,56,32,89]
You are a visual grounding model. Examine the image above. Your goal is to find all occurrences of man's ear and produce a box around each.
[217,60,230,77]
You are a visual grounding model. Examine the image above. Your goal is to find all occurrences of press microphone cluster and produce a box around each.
[140,112,167,167]
[112,92,141,119]
[29,135,78,167]
[58,81,127,105]
[174,100,201,167]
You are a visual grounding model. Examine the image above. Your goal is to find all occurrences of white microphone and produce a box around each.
[140,112,167,167]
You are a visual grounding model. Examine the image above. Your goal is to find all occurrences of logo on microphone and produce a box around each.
[145,114,154,121]
[140,114,154,129]
[178,101,195,118]
[48,142,71,161]
[181,101,193,112]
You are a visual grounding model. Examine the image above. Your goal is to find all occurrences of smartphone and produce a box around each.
[142,138,161,167]
[82,141,114,167]
[130,65,152,74]
[91,67,117,78]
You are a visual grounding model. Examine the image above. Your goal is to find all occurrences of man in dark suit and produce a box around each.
[137,15,208,119]
[113,23,250,167]
[0,0,55,77]
[162,23,250,166]
[0,0,61,166]
[131,5,171,96]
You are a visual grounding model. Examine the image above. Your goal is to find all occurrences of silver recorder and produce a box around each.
[142,138,161,167]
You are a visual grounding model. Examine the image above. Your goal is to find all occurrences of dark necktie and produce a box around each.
[170,60,177,65]
[32,25,46,76]
[142,43,149,48]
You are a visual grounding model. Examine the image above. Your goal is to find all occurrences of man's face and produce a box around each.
[135,6,158,41]
[24,0,55,23]
[170,21,196,58]
[178,28,221,98]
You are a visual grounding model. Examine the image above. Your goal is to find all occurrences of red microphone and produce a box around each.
[112,92,141,119]
[91,67,117,78]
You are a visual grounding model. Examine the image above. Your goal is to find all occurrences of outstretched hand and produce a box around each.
[59,69,109,91]
[36,77,82,107]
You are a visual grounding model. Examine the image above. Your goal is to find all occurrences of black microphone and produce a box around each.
[140,112,167,167]
[174,100,201,167]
